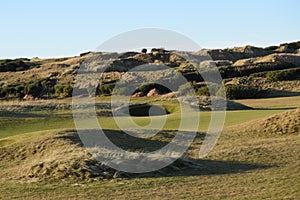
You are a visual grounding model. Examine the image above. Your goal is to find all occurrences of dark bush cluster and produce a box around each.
[219,63,296,79]
[96,82,116,96]
[264,46,278,51]
[151,48,167,53]
[0,58,31,72]
[0,78,75,99]
[224,85,263,99]
[54,84,73,98]
[195,86,210,96]
[250,67,300,81]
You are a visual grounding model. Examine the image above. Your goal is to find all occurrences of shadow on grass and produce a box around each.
[58,129,270,179]
[263,89,300,98]
[254,107,298,110]
[60,129,206,153]
[125,159,270,179]
[0,111,73,118]
[0,111,48,118]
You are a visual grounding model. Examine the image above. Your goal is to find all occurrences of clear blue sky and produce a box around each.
[1,0,299,58]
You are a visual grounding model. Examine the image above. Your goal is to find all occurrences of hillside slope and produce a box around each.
[1,41,300,100]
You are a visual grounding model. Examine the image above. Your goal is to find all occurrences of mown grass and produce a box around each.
[0,109,285,139]
[0,116,74,138]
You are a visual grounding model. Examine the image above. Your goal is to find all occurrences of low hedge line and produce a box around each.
[250,67,300,81]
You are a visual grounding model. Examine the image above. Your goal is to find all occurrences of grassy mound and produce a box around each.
[0,130,200,181]
[238,108,299,135]
[0,130,110,181]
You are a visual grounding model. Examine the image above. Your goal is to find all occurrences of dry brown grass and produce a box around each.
[233,53,300,66]
[0,130,94,181]
[229,108,300,136]
[235,96,300,108]
[0,129,201,182]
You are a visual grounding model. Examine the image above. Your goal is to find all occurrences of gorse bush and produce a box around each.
[97,82,116,96]
[264,46,278,51]
[224,85,263,99]
[195,84,221,96]
[54,84,73,98]
[250,67,300,81]
[141,48,147,54]
[266,68,300,81]
[219,63,296,79]
[25,82,43,98]
[0,58,30,72]
[0,78,60,99]
[196,86,210,96]
[0,84,21,98]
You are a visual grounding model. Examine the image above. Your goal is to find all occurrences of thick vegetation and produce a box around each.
[0,58,31,72]
[0,78,72,99]
[224,85,263,99]
[250,67,300,81]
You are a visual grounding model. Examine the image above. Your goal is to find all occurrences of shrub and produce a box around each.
[141,48,147,54]
[25,82,43,98]
[97,83,116,96]
[0,85,18,97]
[151,48,166,54]
[63,85,73,97]
[0,82,36,98]
[224,85,262,99]
[196,86,210,96]
[54,85,73,98]
[80,51,92,57]
[264,46,278,51]
[0,59,30,72]
[266,68,300,81]
[219,63,296,79]
[250,67,300,81]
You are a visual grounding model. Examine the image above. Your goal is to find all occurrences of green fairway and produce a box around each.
[0,116,75,138]
[0,108,286,139]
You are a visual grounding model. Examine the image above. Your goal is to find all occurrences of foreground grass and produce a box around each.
[0,133,299,199]
[0,96,299,199]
